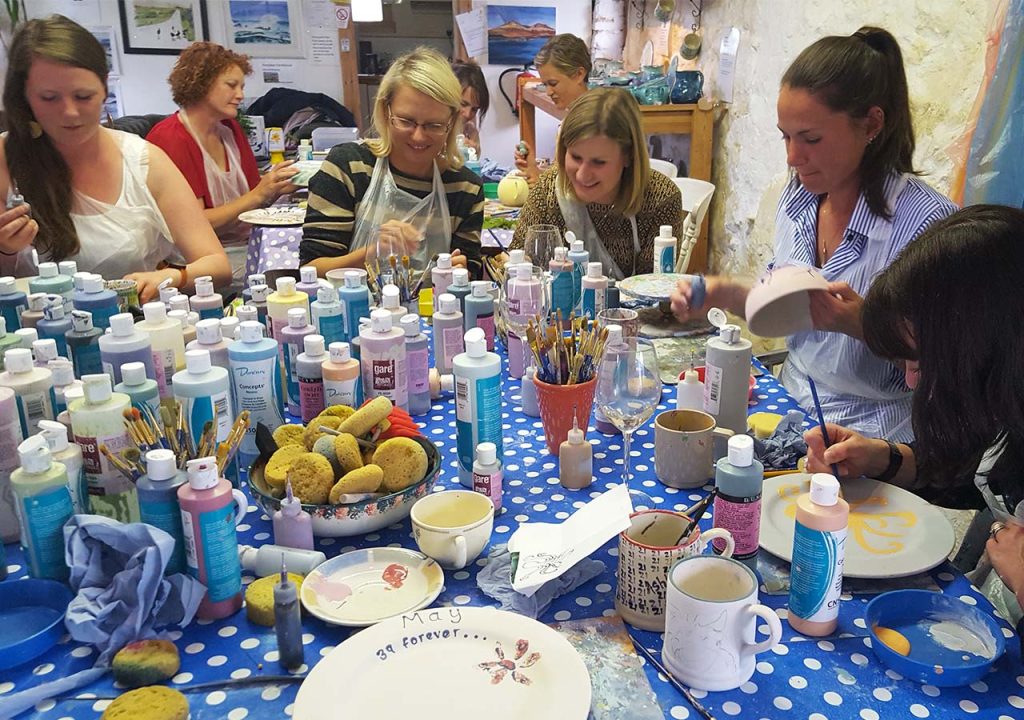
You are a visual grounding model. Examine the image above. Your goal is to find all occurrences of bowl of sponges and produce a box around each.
[247,397,441,537]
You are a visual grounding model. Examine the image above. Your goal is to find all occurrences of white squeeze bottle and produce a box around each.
[296,334,327,423]
[49,358,81,415]
[228,321,285,471]
[115,361,161,417]
[69,374,138,523]
[432,253,454,311]
[221,316,240,342]
[266,276,309,341]
[453,327,502,487]
[379,283,405,327]
[10,434,73,581]
[39,418,88,514]
[99,312,155,387]
[0,347,56,438]
[433,293,464,375]
[653,225,677,274]
[191,276,224,321]
[173,350,236,486]
[464,281,495,351]
[789,473,849,637]
[401,314,431,416]
[295,265,321,298]
[187,318,231,368]
[448,268,472,314]
[322,341,361,409]
[136,301,186,401]
[310,282,344,347]
[359,309,408,410]
[581,262,607,320]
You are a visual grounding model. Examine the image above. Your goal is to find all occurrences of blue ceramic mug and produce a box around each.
[672,70,704,104]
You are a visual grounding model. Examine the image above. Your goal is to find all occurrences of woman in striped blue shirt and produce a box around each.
[671,27,956,442]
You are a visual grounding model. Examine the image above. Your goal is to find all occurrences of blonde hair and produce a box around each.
[556,88,649,216]
[367,47,464,169]
[535,34,592,78]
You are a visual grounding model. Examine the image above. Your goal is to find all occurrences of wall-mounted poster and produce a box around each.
[118,0,208,55]
[88,26,121,75]
[487,5,555,66]
[226,0,305,58]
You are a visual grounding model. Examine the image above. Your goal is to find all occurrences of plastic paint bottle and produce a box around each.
[243,274,266,305]
[65,311,103,378]
[310,283,344,347]
[380,283,407,326]
[70,272,91,303]
[448,268,472,314]
[340,270,370,344]
[137,302,187,401]
[190,276,224,321]
[521,365,540,418]
[653,225,677,274]
[137,448,188,575]
[322,341,361,409]
[30,263,73,310]
[178,456,247,620]
[236,304,260,328]
[581,262,608,320]
[229,321,285,471]
[0,348,55,437]
[0,317,21,370]
[472,441,503,512]
[266,277,309,341]
[295,265,321,298]
[274,562,305,671]
[73,275,119,330]
[676,367,704,411]
[10,434,73,580]
[69,374,137,522]
[37,300,71,357]
[789,473,849,637]
[221,316,240,342]
[433,293,464,375]
[99,312,155,387]
[115,361,161,416]
[239,543,327,577]
[14,327,36,351]
[173,350,235,483]
[359,309,408,410]
[712,434,764,572]
[38,418,88,515]
[187,318,231,369]
[20,292,47,330]
[606,279,620,310]
[506,263,542,379]
[273,480,314,550]
[32,339,59,369]
[0,276,27,331]
[159,283,179,308]
[0,388,23,544]
[58,261,78,279]
[567,237,589,312]
[297,334,327,422]
[168,293,191,318]
[49,358,81,415]
[549,246,574,322]
[168,309,196,346]
[594,325,623,434]
[703,308,753,435]
[249,284,271,333]
[559,414,594,490]
[279,307,316,416]
[453,327,502,487]
[464,281,495,351]
[432,253,454,311]
[401,315,430,416]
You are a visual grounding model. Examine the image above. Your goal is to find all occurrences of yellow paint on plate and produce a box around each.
[873,625,911,656]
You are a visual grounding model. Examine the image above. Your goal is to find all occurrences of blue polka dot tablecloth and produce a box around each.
[2,352,1023,720]
[245,225,301,276]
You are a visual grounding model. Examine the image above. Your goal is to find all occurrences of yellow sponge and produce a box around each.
[265,445,308,491]
[245,572,305,627]
[329,464,384,502]
[272,424,306,448]
[287,453,335,504]
[101,686,189,720]
[304,415,342,450]
[333,433,363,475]
[374,437,429,493]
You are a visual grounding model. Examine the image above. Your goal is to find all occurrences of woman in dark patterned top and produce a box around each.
[511,88,682,280]
[300,47,483,278]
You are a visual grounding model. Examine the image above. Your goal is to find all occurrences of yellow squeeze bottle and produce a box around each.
[266,277,310,342]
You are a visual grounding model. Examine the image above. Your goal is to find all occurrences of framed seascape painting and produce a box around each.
[225,0,305,58]
[118,0,209,55]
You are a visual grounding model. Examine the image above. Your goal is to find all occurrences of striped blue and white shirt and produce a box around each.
[771,172,957,442]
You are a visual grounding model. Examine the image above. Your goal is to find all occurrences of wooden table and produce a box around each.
[518,77,718,272]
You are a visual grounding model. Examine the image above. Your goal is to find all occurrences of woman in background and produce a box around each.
[452,60,489,159]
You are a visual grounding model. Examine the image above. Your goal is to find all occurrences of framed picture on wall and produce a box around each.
[118,0,209,55]
[225,0,305,59]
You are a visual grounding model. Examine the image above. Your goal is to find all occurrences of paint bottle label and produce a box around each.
[324,375,360,408]
[17,485,73,579]
[152,348,176,398]
[657,246,675,273]
[581,287,605,320]
[441,325,463,370]
[231,356,284,458]
[551,272,573,317]
[789,523,846,623]
[318,313,345,346]
[299,374,325,422]
[182,392,231,447]
[15,391,53,437]
[140,498,186,573]
[408,347,429,395]
[703,363,723,415]
[712,491,762,560]
[473,468,503,512]
[455,374,502,475]
[181,503,242,603]
[475,312,495,351]
[284,342,302,406]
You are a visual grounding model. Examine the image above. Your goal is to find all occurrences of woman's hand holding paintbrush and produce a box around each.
[803,422,916,483]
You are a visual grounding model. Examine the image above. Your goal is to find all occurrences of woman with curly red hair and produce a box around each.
[148,42,298,283]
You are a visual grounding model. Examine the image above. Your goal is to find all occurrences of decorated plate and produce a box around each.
[238,206,306,226]
[294,606,592,720]
[759,474,955,579]
[618,273,690,302]
[744,265,830,338]
[289,160,323,187]
[300,547,444,627]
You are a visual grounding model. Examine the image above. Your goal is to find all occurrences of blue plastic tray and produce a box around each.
[0,579,73,671]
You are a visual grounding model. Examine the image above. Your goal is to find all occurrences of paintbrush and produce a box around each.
[410,253,441,297]
[807,377,840,478]
[629,637,717,720]
[676,488,718,545]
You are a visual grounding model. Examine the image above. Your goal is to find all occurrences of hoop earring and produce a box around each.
[29,121,43,139]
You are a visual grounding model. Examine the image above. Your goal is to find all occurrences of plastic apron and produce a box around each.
[555,184,640,281]
[350,155,452,271]
[974,441,1024,623]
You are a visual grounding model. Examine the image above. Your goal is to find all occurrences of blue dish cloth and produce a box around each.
[476,543,605,619]
[480,159,512,183]
[753,409,809,470]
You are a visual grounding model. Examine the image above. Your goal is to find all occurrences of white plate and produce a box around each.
[300,547,444,627]
[294,606,592,720]
[759,474,955,579]
[618,273,690,302]
[237,206,306,226]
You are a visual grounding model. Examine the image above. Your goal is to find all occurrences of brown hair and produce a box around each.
[535,34,592,78]
[168,42,252,107]
[451,60,489,121]
[3,14,108,261]
[781,27,916,219]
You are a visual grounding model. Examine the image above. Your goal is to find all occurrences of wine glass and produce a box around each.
[596,337,662,484]
[523,224,562,269]
[501,264,548,457]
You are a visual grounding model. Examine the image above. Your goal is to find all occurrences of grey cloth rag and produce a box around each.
[753,409,809,469]
[476,543,605,619]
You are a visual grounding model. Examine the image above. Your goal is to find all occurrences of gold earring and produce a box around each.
[29,121,42,139]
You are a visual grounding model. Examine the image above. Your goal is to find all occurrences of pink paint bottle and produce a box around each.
[178,456,248,620]
[273,480,314,550]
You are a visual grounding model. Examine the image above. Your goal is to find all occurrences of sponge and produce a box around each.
[304,415,342,450]
[374,437,429,493]
[272,423,306,448]
[333,432,363,475]
[245,572,305,627]
[101,686,189,720]
[111,639,180,688]
[329,464,384,502]
[264,444,308,491]
[312,434,341,476]
[287,452,335,504]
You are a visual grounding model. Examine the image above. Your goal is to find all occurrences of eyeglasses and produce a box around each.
[387,108,451,137]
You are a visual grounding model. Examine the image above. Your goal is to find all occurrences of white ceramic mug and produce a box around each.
[654,409,734,489]
[615,510,734,631]
[410,490,494,570]
[663,555,783,691]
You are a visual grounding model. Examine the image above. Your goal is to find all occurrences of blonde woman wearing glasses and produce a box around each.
[300,47,483,277]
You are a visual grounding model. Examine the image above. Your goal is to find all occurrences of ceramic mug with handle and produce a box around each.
[654,409,734,488]
[411,490,494,570]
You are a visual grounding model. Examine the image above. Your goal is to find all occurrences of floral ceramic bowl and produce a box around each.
[247,437,441,537]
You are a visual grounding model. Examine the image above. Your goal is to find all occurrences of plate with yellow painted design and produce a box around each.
[759,474,955,579]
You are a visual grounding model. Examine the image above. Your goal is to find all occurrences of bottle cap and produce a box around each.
[565,230,577,246]
[15,327,38,348]
[570,239,584,253]
[146,449,178,482]
[3,347,32,374]
[82,275,105,294]
[71,272,90,291]
[469,281,489,299]
[281,480,301,516]
[250,284,269,303]
[220,316,240,340]
[48,358,74,386]
[436,253,452,270]
[508,249,525,265]
[167,309,189,329]
[400,314,420,337]
[38,262,58,278]
[566,414,585,445]
[605,324,623,347]
[194,276,214,296]
[587,262,603,278]
[681,368,700,385]
[63,384,84,405]
[0,315,6,336]
[316,284,338,304]
[185,349,211,374]
[195,318,223,345]
[108,313,135,337]
[43,299,65,320]
[464,327,486,357]
[32,339,58,363]
[382,284,401,308]
[121,361,148,386]
[82,373,113,404]
[38,419,70,453]
[328,342,351,363]
[440,373,454,393]
[707,307,741,343]
[187,311,200,327]
[0,276,15,294]
[659,225,674,239]
[58,261,78,277]
[276,277,296,295]
[143,301,167,322]
[17,434,52,474]
[247,273,266,289]
[452,268,470,287]
[553,246,567,262]
[236,305,258,324]
[370,308,392,333]
[438,293,458,315]
[810,473,840,506]
[185,456,219,490]
[70,310,94,333]
[299,266,318,284]
[239,544,258,570]
[515,263,534,279]
[239,320,264,343]
[476,442,497,466]
[287,307,308,328]
[28,292,48,311]
[168,294,191,314]
[727,434,754,467]
[303,334,325,356]
[343,270,364,288]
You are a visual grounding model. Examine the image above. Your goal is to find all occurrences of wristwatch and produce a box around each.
[165,262,188,289]
[875,440,903,482]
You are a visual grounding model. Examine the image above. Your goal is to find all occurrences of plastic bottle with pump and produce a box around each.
[100,312,155,387]
[472,442,503,512]
[703,308,753,434]
[447,268,472,314]
[136,302,187,399]
[581,262,608,320]
[712,434,764,572]
[359,309,408,409]
[453,328,502,487]
[432,253,454,311]
[273,480,314,550]
[187,318,231,368]
[340,270,370,343]
[296,334,327,422]
[433,293,464,374]
[0,317,21,370]
[310,282,344,347]
[789,473,848,636]
[11,434,73,580]
[0,347,55,437]
[173,350,237,485]
[401,315,430,416]
[279,307,316,416]
[137,448,187,575]
[228,321,284,470]
[49,358,81,414]
[464,281,495,351]
[0,276,27,332]
[653,225,677,274]
[239,543,326,577]
[39,418,87,514]
[190,276,224,321]
[321,341,361,409]
[178,456,247,620]
[266,276,310,340]
[37,299,71,357]
[115,361,161,416]
[73,275,119,330]
[559,413,593,489]
[295,266,321,298]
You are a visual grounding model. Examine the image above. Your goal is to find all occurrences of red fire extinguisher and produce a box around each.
[499,65,536,118]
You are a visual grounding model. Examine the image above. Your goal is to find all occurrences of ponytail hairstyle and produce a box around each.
[3,15,109,262]
[781,27,915,219]
[535,33,592,79]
